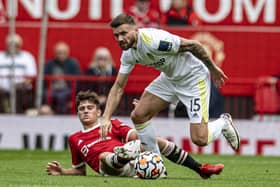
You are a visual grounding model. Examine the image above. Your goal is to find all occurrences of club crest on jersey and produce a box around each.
[77,139,83,146]
[158,40,172,51]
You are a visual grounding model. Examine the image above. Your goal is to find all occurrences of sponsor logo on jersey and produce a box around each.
[81,145,89,157]
[87,137,112,148]
[80,137,112,157]
[145,58,166,67]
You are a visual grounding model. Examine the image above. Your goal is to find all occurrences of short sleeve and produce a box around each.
[68,135,85,168]
[111,119,134,142]
[119,52,135,74]
[154,29,180,54]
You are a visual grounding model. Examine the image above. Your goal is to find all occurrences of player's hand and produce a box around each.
[46,161,62,176]
[211,66,228,88]
[100,118,112,139]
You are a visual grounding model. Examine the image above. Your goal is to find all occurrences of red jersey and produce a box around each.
[162,5,201,26]
[68,119,134,173]
[125,6,160,27]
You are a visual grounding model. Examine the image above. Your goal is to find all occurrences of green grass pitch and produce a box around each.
[0,150,279,187]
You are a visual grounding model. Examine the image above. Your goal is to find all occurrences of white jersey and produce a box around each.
[119,28,208,82]
[0,50,37,91]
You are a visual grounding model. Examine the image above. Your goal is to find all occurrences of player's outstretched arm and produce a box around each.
[178,38,228,87]
[46,161,86,176]
[100,73,129,138]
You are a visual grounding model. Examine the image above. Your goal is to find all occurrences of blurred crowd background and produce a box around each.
[0,0,279,119]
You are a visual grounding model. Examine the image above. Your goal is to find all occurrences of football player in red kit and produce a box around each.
[46,90,224,178]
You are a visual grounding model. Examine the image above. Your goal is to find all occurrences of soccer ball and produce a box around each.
[134,151,166,179]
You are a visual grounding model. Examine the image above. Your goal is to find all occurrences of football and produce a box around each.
[134,151,166,179]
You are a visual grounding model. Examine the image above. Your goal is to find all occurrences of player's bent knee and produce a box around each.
[99,152,109,162]
[130,110,151,124]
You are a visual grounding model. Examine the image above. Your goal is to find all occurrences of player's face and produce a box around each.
[77,100,101,127]
[112,24,137,50]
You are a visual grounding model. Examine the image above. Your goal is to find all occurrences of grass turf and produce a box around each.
[0,150,279,187]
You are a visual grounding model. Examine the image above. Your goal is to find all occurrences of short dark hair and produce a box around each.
[76,90,100,110]
[110,13,136,28]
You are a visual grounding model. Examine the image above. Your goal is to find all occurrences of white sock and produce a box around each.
[135,120,161,155]
[207,118,226,144]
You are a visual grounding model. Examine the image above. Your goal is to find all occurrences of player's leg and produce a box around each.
[177,75,215,145]
[182,76,239,150]
[189,109,240,150]
[157,137,224,179]
[99,152,125,176]
[114,140,142,159]
[131,91,169,123]
[179,76,219,146]
[131,91,169,154]
[207,113,240,150]
[99,152,135,177]
[196,76,240,150]
[157,137,201,173]
[190,112,240,150]
[131,75,177,155]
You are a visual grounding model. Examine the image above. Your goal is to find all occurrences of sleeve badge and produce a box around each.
[158,40,172,51]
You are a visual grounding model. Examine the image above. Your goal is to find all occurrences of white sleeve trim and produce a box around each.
[119,63,134,75]
[72,162,85,168]
[173,35,181,53]
[125,129,136,142]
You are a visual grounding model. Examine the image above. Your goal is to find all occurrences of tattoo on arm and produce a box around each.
[179,42,215,71]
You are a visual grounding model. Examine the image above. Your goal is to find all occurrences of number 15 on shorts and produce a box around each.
[190,98,200,112]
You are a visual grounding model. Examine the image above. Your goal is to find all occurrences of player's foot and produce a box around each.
[199,163,224,179]
[114,140,141,160]
[221,113,240,151]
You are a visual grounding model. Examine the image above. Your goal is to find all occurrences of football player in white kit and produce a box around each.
[100,13,240,154]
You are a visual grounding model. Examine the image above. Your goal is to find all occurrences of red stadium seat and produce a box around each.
[254,77,280,115]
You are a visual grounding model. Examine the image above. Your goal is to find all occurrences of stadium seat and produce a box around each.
[254,77,280,116]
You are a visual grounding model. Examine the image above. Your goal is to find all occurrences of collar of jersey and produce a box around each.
[82,123,100,133]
